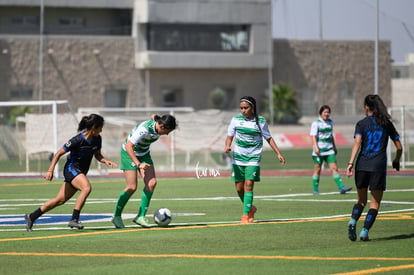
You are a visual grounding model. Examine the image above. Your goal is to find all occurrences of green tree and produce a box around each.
[264,84,300,124]
[7,106,33,126]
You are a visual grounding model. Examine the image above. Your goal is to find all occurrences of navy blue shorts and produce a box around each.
[63,162,86,187]
[355,170,387,191]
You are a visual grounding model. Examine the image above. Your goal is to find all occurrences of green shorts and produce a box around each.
[312,154,337,164]
[232,164,260,182]
[120,149,153,170]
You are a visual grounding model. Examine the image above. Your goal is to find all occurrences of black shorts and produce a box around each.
[355,170,387,191]
[63,162,85,186]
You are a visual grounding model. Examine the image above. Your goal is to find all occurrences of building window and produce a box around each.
[11,16,39,25]
[337,82,355,116]
[161,87,182,107]
[10,86,33,99]
[104,87,127,107]
[59,17,85,27]
[148,24,250,52]
[300,88,318,116]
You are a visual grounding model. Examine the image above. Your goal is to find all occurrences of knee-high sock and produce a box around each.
[363,208,378,230]
[29,208,43,222]
[351,203,364,222]
[243,191,253,215]
[114,190,131,216]
[138,189,153,217]
[312,176,319,191]
[333,173,344,189]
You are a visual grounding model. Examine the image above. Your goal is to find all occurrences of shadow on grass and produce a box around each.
[376,233,414,241]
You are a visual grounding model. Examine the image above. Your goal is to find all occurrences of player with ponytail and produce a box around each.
[346,94,402,241]
[224,96,285,224]
[112,114,177,228]
[25,114,117,231]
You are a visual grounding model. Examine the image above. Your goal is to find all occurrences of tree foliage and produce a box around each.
[264,84,301,124]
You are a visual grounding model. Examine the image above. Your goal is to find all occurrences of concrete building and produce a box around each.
[0,0,392,119]
[392,53,414,108]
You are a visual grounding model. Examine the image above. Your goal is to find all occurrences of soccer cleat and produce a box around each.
[348,221,356,241]
[339,186,352,194]
[313,190,320,195]
[111,216,125,229]
[240,214,249,224]
[248,205,257,223]
[24,213,33,232]
[133,216,151,228]
[360,228,369,241]
[68,219,84,230]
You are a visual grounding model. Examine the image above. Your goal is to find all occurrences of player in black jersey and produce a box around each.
[24,114,117,231]
[346,95,402,241]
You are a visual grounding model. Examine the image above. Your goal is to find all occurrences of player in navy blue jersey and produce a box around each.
[24,114,117,231]
[346,95,402,241]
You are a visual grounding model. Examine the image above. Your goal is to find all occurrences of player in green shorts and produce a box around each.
[225,96,286,224]
[310,105,352,195]
[112,114,177,228]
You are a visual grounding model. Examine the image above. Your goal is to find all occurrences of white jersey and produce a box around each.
[310,118,335,156]
[227,114,271,166]
[122,119,159,156]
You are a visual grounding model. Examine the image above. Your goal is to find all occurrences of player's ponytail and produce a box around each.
[78,113,104,131]
[364,95,391,127]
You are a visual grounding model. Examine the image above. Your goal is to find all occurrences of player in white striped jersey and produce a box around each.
[225,96,285,224]
[112,114,177,228]
[310,105,351,195]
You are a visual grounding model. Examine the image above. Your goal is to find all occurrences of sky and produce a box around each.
[272,0,414,63]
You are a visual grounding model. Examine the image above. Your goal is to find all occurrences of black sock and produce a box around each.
[72,209,80,221]
[363,208,378,230]
[29,208,43,222]
[351,203,364,221]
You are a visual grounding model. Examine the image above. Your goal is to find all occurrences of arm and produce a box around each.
[94,150,118,168]
[44,148,67,181]
[332,135,338,155]
[266,137,286,165]
[125,140,150,170]
[392,139,403,171]
[346,135,362,177]
[224,136,234,153]
[311,135,320,155]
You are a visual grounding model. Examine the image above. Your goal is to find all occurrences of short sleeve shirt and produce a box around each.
[122,119,160,156]
[227,114,271,166]
[63,132,102,175]
[310,118,335,156]
[354,115,400,172]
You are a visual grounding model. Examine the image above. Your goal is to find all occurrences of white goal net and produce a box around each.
[389,106,414,168]
[0,100,77,176]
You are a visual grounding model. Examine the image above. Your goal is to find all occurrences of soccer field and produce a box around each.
[0,176,413,274]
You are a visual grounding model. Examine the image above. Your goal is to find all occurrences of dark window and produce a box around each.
[10,86,33,99]
[148,24,250,52]
[104,88,127,107]
[161,87,182,107]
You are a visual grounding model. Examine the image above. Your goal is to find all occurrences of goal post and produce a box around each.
[388,106,414,168]
[0,100,76,177]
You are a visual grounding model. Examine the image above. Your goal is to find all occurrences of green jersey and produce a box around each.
[122,119,159,156]
[227,114,271,166]
[310,117,335,156]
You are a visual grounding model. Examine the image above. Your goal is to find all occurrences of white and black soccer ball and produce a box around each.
[153,207,172,227]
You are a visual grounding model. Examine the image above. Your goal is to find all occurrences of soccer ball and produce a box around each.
[153,207,172,227]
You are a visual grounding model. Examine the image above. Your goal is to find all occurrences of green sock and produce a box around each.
[243,191,253,215]
[333,173,344,189]
[312,176,319,192]
[114,191,131,216]
[137,190,153,217]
